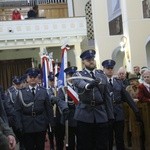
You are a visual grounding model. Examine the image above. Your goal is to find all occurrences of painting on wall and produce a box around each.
[109,15,123,35]
[142,0,150,18]
[107,0,123,35]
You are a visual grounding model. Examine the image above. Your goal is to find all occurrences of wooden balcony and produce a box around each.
[0,3,68,21]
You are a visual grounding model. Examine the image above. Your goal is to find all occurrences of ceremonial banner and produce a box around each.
[67,86,79,105]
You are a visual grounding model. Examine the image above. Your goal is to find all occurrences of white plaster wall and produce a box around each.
[73,0,89,16]
[91,0,150,72]
[91,0,122,70]
[121,0,150,70]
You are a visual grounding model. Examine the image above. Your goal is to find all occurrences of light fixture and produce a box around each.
[120,36,127,52]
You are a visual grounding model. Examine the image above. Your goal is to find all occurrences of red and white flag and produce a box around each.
[67,86,79,105]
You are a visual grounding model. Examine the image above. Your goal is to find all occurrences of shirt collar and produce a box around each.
[85,68,96,74]
[107,77,113,82]
[29,85,37,90]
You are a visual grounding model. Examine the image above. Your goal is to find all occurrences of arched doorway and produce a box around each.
[146,36,150,68]
[112,46,125,73]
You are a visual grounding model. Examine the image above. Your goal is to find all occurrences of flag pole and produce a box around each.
[63,47,69,149]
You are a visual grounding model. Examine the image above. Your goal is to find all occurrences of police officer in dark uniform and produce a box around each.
[14,68,54,150]
[72,50,114,150]
[58,66,78,150]
[102,59,142,150]
[4,76,25,150]
[5,76,22,126]
[0,85,16,150]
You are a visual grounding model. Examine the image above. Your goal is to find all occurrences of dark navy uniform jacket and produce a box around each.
[15,86,54,133]
[108,78,139,121]
[73,69,114,123]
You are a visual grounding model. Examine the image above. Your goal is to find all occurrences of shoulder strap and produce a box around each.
[18,90,34,107]
[7,89,14,103]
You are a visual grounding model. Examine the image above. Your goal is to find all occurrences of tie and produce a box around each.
[31,87,35,96]
[109,78,113,87]
[90,71,96,79]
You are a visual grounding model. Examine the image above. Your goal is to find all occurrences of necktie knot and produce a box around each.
[109,78,113,86]
[90,71,96,79]
[31,87,35,96]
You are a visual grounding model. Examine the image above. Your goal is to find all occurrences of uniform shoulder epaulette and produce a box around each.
[96,69,104,74]
[74,71,82,76]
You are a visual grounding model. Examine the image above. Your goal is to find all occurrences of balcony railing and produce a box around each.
[0,17,87,49]
[0,0,67,7]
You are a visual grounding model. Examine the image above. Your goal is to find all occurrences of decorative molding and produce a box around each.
[0,17,87,50]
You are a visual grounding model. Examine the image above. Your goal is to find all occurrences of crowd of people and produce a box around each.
[0,49,150,150]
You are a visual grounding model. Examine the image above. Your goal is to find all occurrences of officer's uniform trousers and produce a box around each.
[15,86,54,150]
[108,78,139,150]
[58,85,78,150]
[73,69,114,150]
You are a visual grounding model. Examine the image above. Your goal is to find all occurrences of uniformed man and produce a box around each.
[72,49,114,150]
[0,86,16,150]
[58,66,78,150]
[5,76,22,126]
[4,76,25,150]
[14,68,54,150]
[0,117,16,150]
[102,59,142,150]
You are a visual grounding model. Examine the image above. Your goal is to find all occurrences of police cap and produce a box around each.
[64,66,77,75]
[12,76,21,84]
[80,49,96,60]
[102,59,116,69]
[25,68,40,78]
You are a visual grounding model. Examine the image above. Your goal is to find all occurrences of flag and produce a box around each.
[41,55,49,89]
[67,86,79,105]
[41,50,54,89]
[48,52,54,73]
[57,45,69,88]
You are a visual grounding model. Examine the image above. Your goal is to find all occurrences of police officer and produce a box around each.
[14,68,54,150]
[73,50,114,150]
[0,85,16,150]
[102,59,142,150]
[4,76,25,150]
[58,66,78,150]
[5,76,22,110]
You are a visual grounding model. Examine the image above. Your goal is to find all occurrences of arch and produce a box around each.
[146,35,150,67]
[112,46,125,73]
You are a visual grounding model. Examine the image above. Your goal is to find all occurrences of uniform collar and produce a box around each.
[29,85,37,90]
[85,68,96,74]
